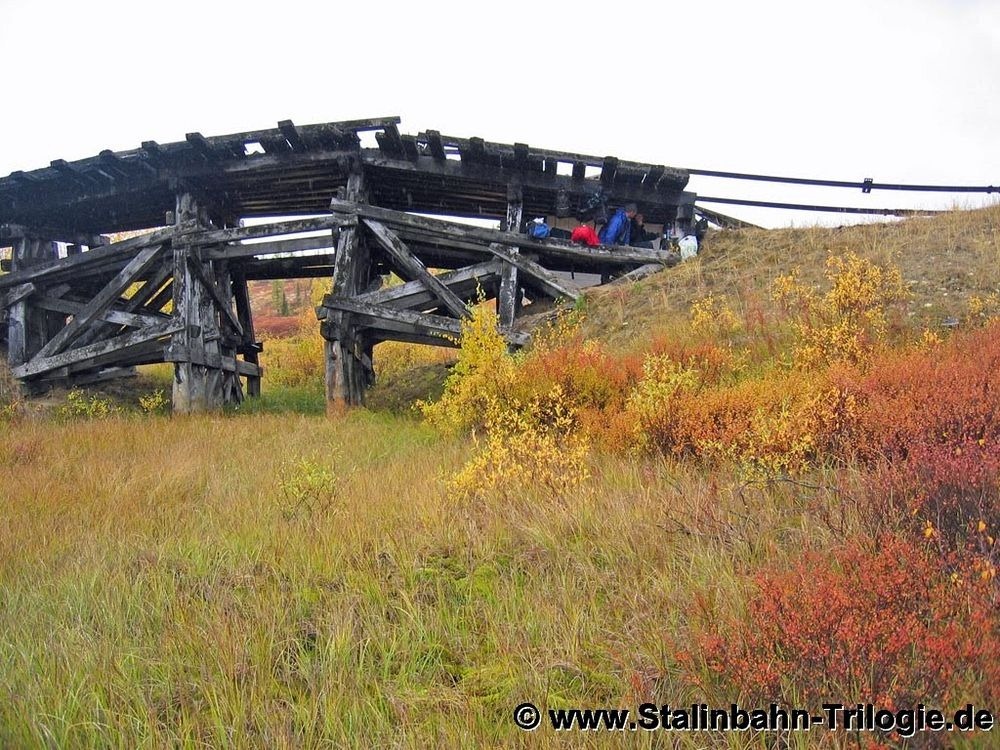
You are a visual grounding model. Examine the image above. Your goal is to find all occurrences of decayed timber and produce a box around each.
[322,297,530,348]
[351,261,501,311]
[362,218,469,319]
[12,320,183,379]
[0,227,173,291]
[32,243,165,359]
[497,183,523,330]
[325,171,370,409]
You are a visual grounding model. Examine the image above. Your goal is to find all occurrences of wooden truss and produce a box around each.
[1,117,689,411]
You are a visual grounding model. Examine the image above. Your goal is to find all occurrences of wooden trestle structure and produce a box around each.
[0,117,695,412]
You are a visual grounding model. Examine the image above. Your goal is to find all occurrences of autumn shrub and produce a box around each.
[420,304,518,435]
[773,252,908,369]
[56,389,125,420]
[448,384,591,503]
[517,338,638,412]
[830,321,1000,464]
[682,536,1000,711]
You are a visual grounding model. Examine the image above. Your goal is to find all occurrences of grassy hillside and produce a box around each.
[2,206,999,748]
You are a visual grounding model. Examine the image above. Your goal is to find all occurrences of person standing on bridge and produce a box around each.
[599,203,637,246]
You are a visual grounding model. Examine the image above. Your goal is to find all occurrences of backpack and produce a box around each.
[525,218,551,239]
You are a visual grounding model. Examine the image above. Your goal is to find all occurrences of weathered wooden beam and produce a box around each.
[278,120,305,152]
[498,182,523,329]
[0,227,173,290]
[50,159,96,187]
[231,270,260,397]
[601,156,619,187]
[186,216,348,247]
[207,233,336,260]
[322,297,529,348]
[185,132,215,160]
[237,255,336,280]
[425,130,446,160]
[326,171,370,409]
[351,260,501,311]
[34,295,168,329]
[487,243,580,302]
[329,198,671,268]
[375,123,404,158]
[33,243,165,359]
[362,219,469,319]
[12,319,182,379]
[0,224,109,248]
[361,154,694,219]
[1,282,35,311]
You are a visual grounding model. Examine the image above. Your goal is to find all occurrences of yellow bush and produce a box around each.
[690,294,742,338]
[773,252,908,369]
[624,354,700,452]
[420,305,518,435]
[448,385,590,502]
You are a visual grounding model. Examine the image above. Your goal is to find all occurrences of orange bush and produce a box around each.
[683,536,1000,710]
[832,321,1000,463]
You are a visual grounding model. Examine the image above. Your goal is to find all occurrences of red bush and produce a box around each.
[684,536,1000,710]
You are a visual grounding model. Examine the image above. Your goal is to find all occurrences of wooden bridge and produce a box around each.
[0,117,694,412]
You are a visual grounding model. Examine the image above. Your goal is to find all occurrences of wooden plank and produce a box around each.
[375,123,404,158]
[487,243,579,302]
[33,243,165,359]
[231,271,260,397]
[34,295,168,329]
[185,132,215,160]
[326,170,369,408]
[644,165,664,187]
[0,224,108,248]
[352,260,501,311]
[278,120,305,152]
[321,297,530,348]
[12,319,182,379]
[188,216,348,246]
[0,227,173,290]
[601,156,619,187]
[73,263,173,348]
[208,233,336,260]
[362,219,470,319]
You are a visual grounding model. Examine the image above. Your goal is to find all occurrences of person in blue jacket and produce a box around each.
[599,203,637,246]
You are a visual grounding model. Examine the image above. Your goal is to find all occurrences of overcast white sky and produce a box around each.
[1,0,997,228]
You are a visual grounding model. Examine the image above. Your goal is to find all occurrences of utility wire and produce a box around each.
[686,168,998,194]
[696,196,943,217]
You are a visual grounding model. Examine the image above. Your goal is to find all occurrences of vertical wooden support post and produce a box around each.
[170,192,225,413]
[6,238,29,368]
[325,170,371,413]
[497,181,523,330]
[7,236,58,368]
[232,269,261,398]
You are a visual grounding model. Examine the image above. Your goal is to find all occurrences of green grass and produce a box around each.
[0,407,843,748]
